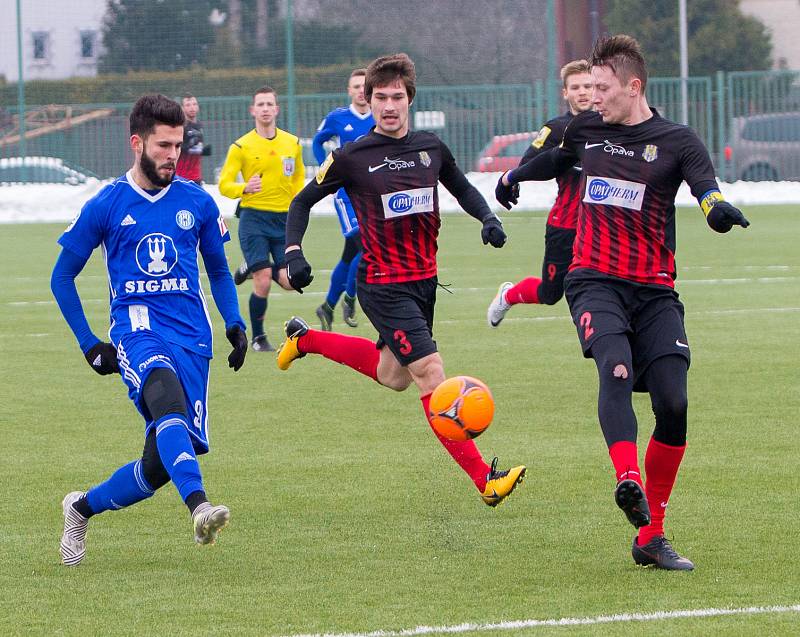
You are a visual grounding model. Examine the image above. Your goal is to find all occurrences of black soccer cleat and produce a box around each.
[251,334,275,352]
[233,262,251,286]
[316,302,333,331]
[342,294,358,328]
[632,536,694,571]
[615,479,651,528]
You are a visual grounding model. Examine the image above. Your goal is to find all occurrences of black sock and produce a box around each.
[73,495,95,519]
[249,293,267,338]
[186,490,208,515]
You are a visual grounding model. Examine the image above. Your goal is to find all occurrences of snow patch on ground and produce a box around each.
[1,174,799,224]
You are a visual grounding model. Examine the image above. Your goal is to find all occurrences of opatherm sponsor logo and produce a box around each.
[583,176,645,211]
[381,187,434,218]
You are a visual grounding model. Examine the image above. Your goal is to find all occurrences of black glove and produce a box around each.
[225,325,248,372]
[285,248,314,293]
[495,174,519,210]
[84,342,119,376]
[481,215,507,248]
[707,201,750,233]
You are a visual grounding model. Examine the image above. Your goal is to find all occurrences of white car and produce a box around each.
[0,156,99,185]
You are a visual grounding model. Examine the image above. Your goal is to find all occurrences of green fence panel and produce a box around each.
[4,72,800,185]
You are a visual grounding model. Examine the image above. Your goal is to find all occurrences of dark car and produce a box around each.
[475,133,535,172]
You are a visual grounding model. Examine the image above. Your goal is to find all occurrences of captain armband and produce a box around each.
[699,190,725,217]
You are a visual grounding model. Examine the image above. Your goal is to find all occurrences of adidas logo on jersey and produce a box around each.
[344,124,354,131]
[121,214,136,226]
[173,452,195,466]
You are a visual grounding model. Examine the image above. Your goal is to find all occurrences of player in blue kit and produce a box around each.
[312,68,374,330]
[51,94,248,566]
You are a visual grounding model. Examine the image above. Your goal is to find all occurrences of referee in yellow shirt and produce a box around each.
[219,86,305,352]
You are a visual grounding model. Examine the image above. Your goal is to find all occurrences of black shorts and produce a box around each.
[538,224,576,304]
[564,269,691,389]
[357,276,438,367]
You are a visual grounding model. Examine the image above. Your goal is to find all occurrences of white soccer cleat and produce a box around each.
[487,282,513,327]
[60,491,89,566]
[192,503,230,545]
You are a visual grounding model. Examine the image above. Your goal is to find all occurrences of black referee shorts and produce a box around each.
[357,276,438,367]
[564,269,691,390]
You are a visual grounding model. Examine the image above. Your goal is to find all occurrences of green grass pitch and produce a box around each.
[0,205,798,636]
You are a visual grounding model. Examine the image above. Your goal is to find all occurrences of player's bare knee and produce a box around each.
[142,367,188,421]
[408,354,445,396]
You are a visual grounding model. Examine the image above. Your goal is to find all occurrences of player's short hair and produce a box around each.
[350,68,367,78]
[253,85,277,102]
[560,59,590,87]
[591,34,647,91]
[129,94,185,138]
[182,93,195,101]
[365,53,416,102]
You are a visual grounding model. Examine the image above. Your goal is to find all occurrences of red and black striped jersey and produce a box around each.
[290,129,491,284]
[520,112,581,229]
[558,109,718,287]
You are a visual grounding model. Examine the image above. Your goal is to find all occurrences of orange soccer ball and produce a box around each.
[428,376,495,441]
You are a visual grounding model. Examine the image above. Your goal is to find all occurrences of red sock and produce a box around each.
[608,440,643,487]
[637,437,686,546]
[298,329,379,381]
[421,393,490,491]
[506,277,540,305]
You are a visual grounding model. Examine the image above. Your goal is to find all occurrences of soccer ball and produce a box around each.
[428,376,495,441]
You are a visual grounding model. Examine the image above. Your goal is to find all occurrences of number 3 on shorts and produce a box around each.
[393,329,412,355]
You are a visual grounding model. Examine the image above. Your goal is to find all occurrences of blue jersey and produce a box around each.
[58,173,233,358]
[312,105,374,165]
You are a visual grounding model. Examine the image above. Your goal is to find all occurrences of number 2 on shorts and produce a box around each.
[579,311,595,341]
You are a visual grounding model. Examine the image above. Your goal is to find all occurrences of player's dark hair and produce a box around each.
[591,35,648,92]
[129,94,185,138]
[560,59,590,87]
[365,53,416,102]
[253,85,277,102]
[350,68,367,78]
[182,93,195,101]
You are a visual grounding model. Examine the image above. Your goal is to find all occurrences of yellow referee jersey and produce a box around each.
[218,128,305,212]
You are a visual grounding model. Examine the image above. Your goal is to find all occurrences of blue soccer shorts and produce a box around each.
[116,330,211,453]
[334,188,359,238]
[237,207,287,274]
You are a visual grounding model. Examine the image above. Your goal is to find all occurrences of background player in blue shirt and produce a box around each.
[51,94,248,566]
[311,68,374,331]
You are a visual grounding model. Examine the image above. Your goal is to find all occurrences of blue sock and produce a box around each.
[326,260,349,307]
[154,413,204,502]
[86,459,155,515]
[345,253,361,298]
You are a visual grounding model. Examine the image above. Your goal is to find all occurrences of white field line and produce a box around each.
[4,276,800,308]
[3,307,797,338]
[279,604,800,637]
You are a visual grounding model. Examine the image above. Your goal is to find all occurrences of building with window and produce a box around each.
[0,0,107,82]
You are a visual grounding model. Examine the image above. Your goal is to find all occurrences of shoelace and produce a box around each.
[487,457,508,480]
[650,536,680,559]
